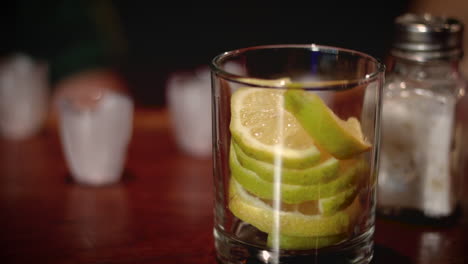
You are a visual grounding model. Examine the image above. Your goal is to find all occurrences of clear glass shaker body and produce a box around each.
[378,56,466,222]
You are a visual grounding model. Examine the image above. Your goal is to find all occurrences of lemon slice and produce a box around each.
[230,88,321,169]
[230,146,362,204]
[233,141,339,186]
[284,90,371,159]
[266,233,347,250]
[319,186,359,216]
[229,178,360,237]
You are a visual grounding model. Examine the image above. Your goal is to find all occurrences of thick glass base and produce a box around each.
[214,226,374,264]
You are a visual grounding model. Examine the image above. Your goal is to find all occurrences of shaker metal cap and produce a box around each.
[391,13,464,61]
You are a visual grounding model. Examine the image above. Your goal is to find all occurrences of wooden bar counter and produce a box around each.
[1,108,467,264]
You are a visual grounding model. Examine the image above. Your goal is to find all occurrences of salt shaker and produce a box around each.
[377,14,466,223]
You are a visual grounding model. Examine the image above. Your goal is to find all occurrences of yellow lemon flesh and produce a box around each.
[230,88,321,168]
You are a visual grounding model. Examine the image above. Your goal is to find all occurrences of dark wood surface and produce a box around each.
[1,108,467,264]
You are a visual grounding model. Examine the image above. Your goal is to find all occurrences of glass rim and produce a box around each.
[210,44,385,90]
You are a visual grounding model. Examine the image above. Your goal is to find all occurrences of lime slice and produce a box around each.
[319,186,359,216]
[266,233,347,250]
[229,178,359,237]
[230,88,321,168]
[284,90,371,159]
[230,146,362,204]
[233,141,339,186]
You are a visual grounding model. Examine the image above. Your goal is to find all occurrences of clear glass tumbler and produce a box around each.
[0,53,49,140]
[57,90,133,186]
[210,44,384,264]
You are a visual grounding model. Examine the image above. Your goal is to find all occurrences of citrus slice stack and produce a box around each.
[284,90,371,159]
[229,179,360,237]
[228,86,371,250]
[230,88,321,168]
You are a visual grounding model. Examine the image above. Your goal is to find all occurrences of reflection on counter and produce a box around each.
[66,184,132,249]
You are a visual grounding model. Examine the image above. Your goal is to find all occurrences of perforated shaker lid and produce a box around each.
[391,13,464,62]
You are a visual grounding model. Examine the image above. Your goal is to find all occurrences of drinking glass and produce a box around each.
[57,90,133,186]
[210,44,384,264]
[0,54,48,140]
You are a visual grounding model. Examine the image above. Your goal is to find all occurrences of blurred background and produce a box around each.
[1,0,414,107]
[1,2,468,263]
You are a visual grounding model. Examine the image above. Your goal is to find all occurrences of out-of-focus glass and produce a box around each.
[210,45,384,264]
[0,54,48,140]
[57,89,133,186]
[166,66,212,158]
